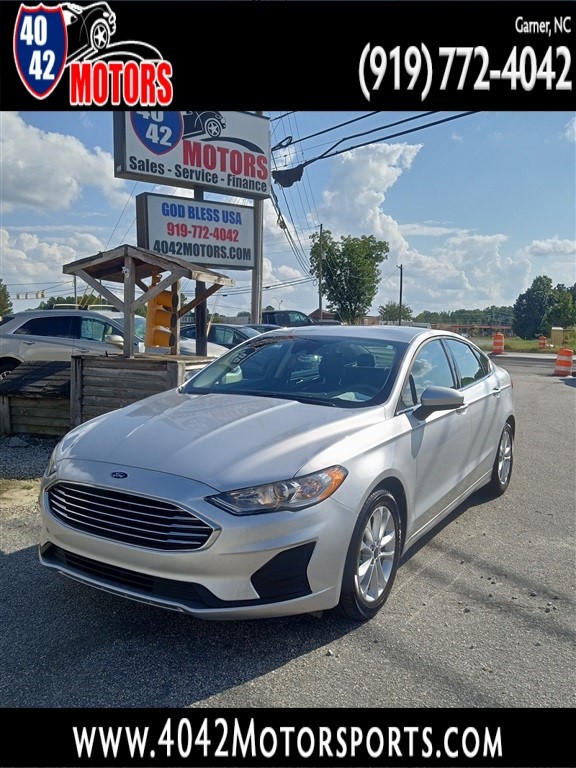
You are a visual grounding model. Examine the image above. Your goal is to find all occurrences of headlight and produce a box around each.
[207,465,348,516]
[45,442,62,477]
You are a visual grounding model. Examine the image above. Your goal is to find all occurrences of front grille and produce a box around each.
[47,482,215,551]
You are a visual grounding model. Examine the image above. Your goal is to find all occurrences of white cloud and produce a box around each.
[562,117,576,143]
[0,228,107,298]
[0,112,129,214]
[400,223,466,237]
[306,143,561,313]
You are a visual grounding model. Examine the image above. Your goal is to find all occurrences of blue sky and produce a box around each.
[1,110,575,319]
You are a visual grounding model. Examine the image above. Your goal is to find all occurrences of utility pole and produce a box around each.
[318,223,323,320]
[398,264,403,326]
[251,110,264,324]
[195,187,207,356]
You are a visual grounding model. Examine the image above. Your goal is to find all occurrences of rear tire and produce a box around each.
[0,361,19,381]
[335,490,401,621]
[487,423,513,496]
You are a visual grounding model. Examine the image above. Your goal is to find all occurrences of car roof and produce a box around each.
[5,308,123,320]
[261,324,438,343]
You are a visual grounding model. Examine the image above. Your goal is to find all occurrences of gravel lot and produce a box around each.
[0,433,59,512]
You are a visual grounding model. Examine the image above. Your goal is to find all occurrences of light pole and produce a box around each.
[397,264,403,326]
[318,223,324,321]
[271,296,282,310]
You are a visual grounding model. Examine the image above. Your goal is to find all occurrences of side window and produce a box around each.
[287,311,310,326]
[212,327,234,347]
[14,316,73,337]
[400,339,455,408]
[444,340,487,387]
[80,319,115,342]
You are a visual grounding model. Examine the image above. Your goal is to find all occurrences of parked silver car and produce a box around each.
[0,309,144,377]
[0,309,225,378]
[180,322,261,350]
[39,325,515,622]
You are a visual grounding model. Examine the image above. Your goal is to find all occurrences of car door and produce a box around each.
[443,338,503,483]
[398,338,472,535]
[12,315,76,361]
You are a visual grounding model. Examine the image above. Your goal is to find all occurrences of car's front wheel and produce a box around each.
[487,422,514,496]
[90,21,110,50]
[335,490,401,621]
[204,118,222,138]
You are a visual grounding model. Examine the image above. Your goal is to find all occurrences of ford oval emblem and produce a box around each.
[110,471,128,479]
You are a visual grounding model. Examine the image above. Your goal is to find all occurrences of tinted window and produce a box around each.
[401,339,455,407]
[13,316,74,337]
[444,339,489,386]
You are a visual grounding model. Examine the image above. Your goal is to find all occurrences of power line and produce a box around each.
[272,112,479,187]
[271,111,381,152]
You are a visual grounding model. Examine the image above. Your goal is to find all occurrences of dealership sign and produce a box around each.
[136,192,255,270]
[114,111,271,200]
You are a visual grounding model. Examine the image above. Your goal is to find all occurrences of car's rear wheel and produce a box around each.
[335,490,401,621]
[487,423,513,496]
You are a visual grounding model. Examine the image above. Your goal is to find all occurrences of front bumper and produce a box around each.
[38,459,354,620]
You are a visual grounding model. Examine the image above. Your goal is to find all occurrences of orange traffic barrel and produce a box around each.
[553,347,574,376]
[492,332,504,355]
[539,335,547,350]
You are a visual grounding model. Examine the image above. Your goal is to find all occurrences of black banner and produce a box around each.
[1,1,575,110]
[1,707,571,767]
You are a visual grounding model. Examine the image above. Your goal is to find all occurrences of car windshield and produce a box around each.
[182,333,407,407]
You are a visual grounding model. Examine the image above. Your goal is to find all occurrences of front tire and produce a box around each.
[335,490,401,621]
[487,423,513,496]
[90,21,110,50]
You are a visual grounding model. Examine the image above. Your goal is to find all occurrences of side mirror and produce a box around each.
[104,334,124,349]
[223,366,242,384]
[413,385,464,420]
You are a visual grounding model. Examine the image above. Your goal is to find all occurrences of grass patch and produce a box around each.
[473,337,558,353]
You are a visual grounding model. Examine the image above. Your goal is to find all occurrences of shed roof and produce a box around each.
[62,243,234,286]
[0,362,71,398]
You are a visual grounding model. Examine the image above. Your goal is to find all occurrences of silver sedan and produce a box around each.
[38,325,515,621]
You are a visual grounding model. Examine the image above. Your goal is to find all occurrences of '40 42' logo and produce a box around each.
[13,4,67,99]
[12,2,173,106]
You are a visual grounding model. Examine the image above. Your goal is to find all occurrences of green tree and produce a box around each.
[237,311,250,318]
[512,275,554,339]
[40,295,101,309]
[541,284,576,334]
[378,300,413,323]
[309,230,389,325]
[0,279,13,317]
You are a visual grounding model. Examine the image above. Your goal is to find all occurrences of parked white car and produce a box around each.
[39,325,515,622]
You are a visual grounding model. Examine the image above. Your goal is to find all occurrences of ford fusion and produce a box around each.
[39,326,515,621]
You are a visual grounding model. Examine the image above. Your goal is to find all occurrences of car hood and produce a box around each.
[61,390,380,490]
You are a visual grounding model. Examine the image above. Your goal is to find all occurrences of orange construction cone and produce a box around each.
[492,332,504,355]
[538,336,547,350]
[553,347,574,376]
